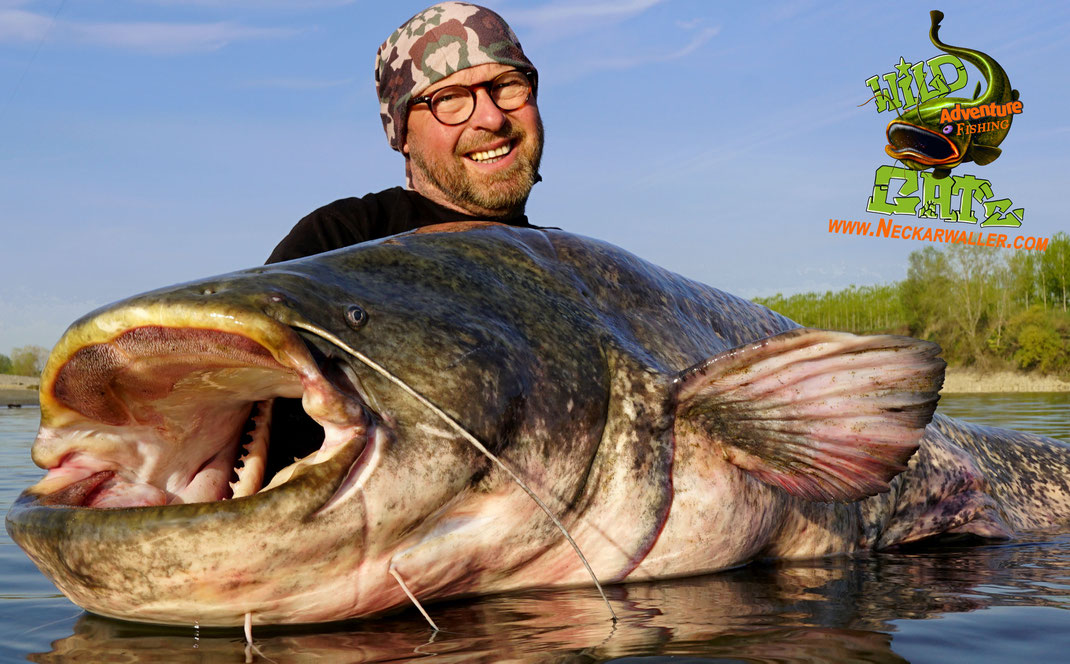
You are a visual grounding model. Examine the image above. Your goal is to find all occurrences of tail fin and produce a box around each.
[933,414,1070,531]
[870,413,1070,547]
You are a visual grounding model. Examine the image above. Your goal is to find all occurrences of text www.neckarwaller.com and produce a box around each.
[829,218,1048,251]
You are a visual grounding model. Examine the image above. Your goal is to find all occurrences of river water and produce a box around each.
[1,393,1068,663]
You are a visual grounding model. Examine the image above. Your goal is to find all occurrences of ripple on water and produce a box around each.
[0,398,1068,662]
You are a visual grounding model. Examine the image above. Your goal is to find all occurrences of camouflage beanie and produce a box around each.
[375,2,536,152]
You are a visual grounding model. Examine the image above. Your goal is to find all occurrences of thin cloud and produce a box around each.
[142,0,357,8]
[578,25,720,73]
[0,7,300,53]
[767,0,818,23]
[71,20,297,53]
[244,76,355,90]
[506,0,667,30]
[0,9,52,42]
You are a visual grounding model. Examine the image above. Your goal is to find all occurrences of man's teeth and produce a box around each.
[468,143,512,163]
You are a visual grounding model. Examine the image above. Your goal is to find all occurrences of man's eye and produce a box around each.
[494,81,526,99]
[433,89,466,104]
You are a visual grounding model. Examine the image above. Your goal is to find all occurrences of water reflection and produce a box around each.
[28,535,1070,663]
[6,396,1068,662]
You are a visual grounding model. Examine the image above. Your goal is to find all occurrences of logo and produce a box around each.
[862,10,1023,227]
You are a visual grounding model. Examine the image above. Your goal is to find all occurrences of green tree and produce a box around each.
[1014,324,1063,372]
[1006,306,1069,375]
[1007,250,1041,309]
[10,345,49,377]
[1040,232,1070,312]
[901,246,952,342]
[0,353,11,374]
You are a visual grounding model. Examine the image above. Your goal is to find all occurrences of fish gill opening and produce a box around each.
[257,330,375,488]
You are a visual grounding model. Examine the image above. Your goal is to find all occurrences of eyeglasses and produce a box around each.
[410,70,536,126]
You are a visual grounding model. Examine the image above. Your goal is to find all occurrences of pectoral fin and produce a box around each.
[932,167,951,180]
[969,144,1002,165]
[675,329,945,503]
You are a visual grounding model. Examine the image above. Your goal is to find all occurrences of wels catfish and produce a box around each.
[884,10,1020,179]
[7,223,1070,628]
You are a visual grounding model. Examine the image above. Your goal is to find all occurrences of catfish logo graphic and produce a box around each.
[863,10,1024,227]
[884,10,1021,179]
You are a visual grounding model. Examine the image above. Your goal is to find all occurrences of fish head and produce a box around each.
[883,102,969,173]
[885,11,1017,176]
[6,224,611,626]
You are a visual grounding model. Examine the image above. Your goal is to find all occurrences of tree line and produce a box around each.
[0,346,50,377]
[3,233,1068,378]
[754,232,1070,376]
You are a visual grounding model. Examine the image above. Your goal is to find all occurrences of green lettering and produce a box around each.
[924,54,968,98]
[981,198,1024,228]
[949,173,991,224]
[919,171,957,220]
[895,57,918,109]
[867,166,921,215]
[864,76,893,113]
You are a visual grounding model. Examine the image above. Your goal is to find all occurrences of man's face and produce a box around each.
[403,62,543,218]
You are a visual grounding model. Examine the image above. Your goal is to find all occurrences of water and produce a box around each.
[1,394,1068,663]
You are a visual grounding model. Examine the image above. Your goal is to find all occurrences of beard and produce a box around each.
[408,115,544,217]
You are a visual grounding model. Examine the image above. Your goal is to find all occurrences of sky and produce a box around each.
[0,0,1067,354]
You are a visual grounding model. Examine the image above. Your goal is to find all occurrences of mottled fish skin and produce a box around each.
[6,223,1070,626]
[862,413,1070,548]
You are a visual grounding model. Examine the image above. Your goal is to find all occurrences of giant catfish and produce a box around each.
[7,223,1070,627]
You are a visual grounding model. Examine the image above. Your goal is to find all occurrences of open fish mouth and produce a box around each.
[19,305,377,513]
[884,120,961,166]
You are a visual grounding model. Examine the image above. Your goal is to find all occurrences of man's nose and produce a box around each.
[468,87,506,131]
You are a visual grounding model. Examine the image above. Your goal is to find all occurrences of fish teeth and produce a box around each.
[231,400,272,499]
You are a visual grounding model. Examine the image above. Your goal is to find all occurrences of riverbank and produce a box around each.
[0,375,39,407]
[2,366,1067,407]
[942,368,1070,393]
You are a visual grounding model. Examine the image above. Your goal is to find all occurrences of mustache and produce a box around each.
[455,124,526,155]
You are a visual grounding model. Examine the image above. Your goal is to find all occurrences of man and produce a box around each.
[264,2,543,458]
[267,1,544,264]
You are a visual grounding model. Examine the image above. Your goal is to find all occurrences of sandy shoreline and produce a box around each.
[0,376,39,407]
[942,368,1070,393]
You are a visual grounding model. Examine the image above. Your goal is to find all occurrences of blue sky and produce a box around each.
[1,0,1067,353]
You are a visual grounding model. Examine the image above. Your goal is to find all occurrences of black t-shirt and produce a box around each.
[266,186,535,263]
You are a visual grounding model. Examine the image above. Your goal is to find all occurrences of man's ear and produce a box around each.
[401,140,409,155]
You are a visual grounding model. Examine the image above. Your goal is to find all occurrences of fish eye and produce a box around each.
[941,124,954,135]
[344,305,368,330]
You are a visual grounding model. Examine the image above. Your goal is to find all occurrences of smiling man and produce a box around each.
[267,2,543,264]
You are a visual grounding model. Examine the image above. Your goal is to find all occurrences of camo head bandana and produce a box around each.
[375,2,536,152]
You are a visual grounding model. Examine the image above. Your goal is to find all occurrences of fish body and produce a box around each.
[884,10,1020,179]
[7,223,1069,626]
